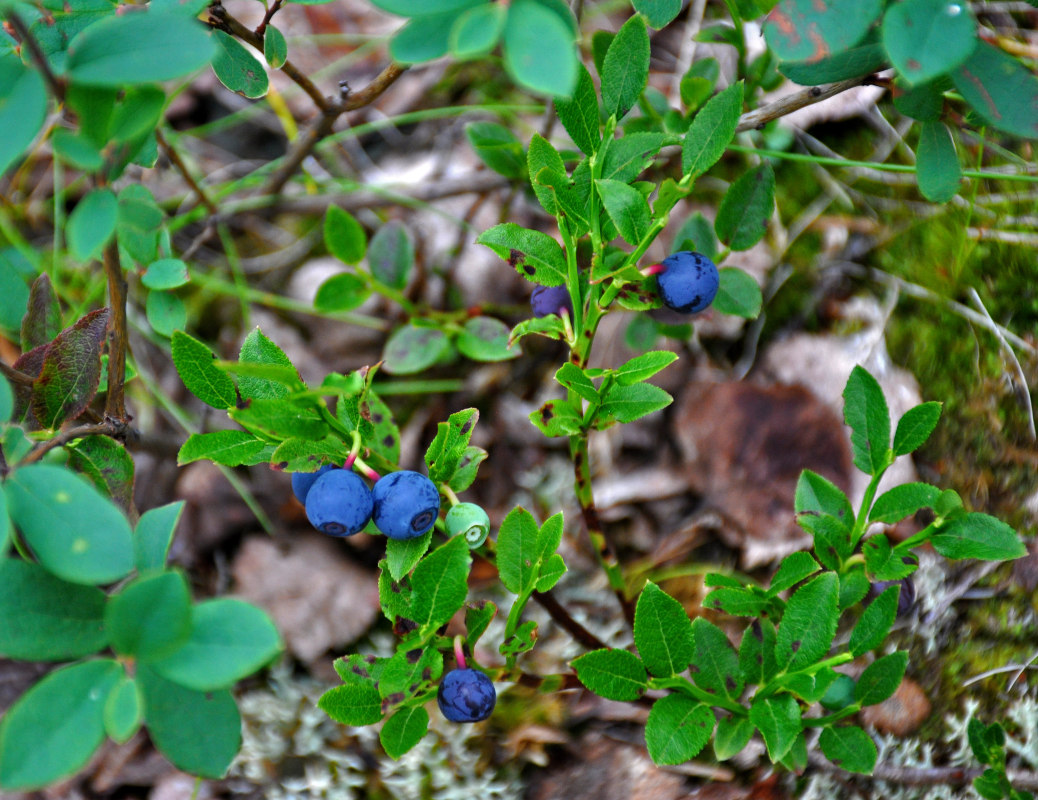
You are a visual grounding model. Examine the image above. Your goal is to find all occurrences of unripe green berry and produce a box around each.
[445,503,491,548]
[820,673,856,711]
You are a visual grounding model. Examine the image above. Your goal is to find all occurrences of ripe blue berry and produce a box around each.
[655,250,719,314]
[437,668,496,722]
[530,284,573,318]
[292,463,335,504]
[304,469,373,537]
[371,470,441,540]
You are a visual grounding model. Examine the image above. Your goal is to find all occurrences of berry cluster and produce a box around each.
[293,466,440,540]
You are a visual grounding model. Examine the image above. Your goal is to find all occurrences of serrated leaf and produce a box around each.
[714,715,754,760]
[682,81,744,179]
[477,223,567,286]
[601,14,649,119]
[384,532,432,581]
[634,581,694,678]
[572,648,647,701]
[614,351,678,386]
[863,534,918,580]
[230,398,328,440]
[601,132,664,184]
[424,408,478,485]
[843,365,891,475]
[466,601,497,650]
[238,327,299,401]
[67,434,135,510]
[553,64,600,155]
[775,572,838,671]
[466,121,525,179]
[893,401,942,455]
[596,178,652,245]
[690,617,742,699]
[535,553,567,592]
[554,363,600,403]
[645,695,714,765]
[704,586,769,616]
[715,163,775,251]
[739,619,778,686]
[380,706,428,760]
[178,430,266,466]
[869,482,941,523]
[410,536,470,630]
[634,0,682,29]
[171,330,237,409]
[497,506,540,595]
[854,650,908,706]
[795,469,854,523]
[767,551,820,596]
[529,398,583,437]
[318,682,382,725]
[749,694,801,762]
[849,584,899,657]
[20,273,62,353]
[931,512,1027,561]
[600,382,672,423]
[819,725,877,774]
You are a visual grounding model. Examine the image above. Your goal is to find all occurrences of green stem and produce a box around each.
[758,652,855,697]
[801,703,862,727]
[649,676,746,716]
[849,463,890,548]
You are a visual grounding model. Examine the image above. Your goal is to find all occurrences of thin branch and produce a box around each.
[809,753,1038,791]
[5,10,64,102]
[735,76,875,133]
[20,418,131,465]
[102,241,128,421]
[532,590,610,652]
[155,129,219,217]
[0,360,37,389]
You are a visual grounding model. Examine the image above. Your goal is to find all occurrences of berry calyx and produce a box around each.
[437,668,496,723]
[304,469,373,537]
[653,250,719,314]
[371,470,441,540]
[445,502,491,548]
[292,463,336,504]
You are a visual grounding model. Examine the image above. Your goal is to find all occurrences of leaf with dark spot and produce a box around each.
[32,308,110,429]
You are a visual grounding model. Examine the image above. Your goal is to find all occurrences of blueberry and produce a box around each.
[371,470,441,540]
[530,284,573,318]
[304,469,373,537]
[867,576,916,618]
[292,463,336,504]
[655,251,719,314]
[437,668,496,722]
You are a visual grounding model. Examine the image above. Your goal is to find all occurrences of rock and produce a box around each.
[860,676,932,736]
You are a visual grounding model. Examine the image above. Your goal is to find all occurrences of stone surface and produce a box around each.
[860,676,932,736]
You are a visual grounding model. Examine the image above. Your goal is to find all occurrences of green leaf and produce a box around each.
[67,11,214,86]
[0,558,107,660]
[318,682,382,725]
[466,121,525,179]
[705,586,769,616]
[0,658,121,790]
[882,0,976,85]
[714,715,754,760]
[384,532,431,582]
[601,14,650,119]
[104,675,142,744]
[65,435,134,510]
[146,291,186,337]
[529,398,583,437]
[645,695,714,765]
[379,647,443,701]
[466,601,497,650]
[457,316,519,362]
[497,505,540,594]
[527,134,566,215]
[502,0,577,97]
[272,436,349,472]
[20,273,61,353]
[915,120,961,203]
[535,552,567,591]
[137,666,240,778]
[572,648,648,701]
[171,330,237,409]
[32,308,109,429]
[0,54,47,178]
[715,162,775,251]
[763,0,882,63]
[767,551,820,595]
[634,0,682,28]
[952,42,1038,139]
[596,178,652,245]
[449,3,505,58]
[780,39,888,86]
[368,221,414,290]
[477,223,567,286]
[238,326,299,401]
[749,694,801,762]
[794,469,854,525]
[389,12,453,62]
[116,184,162,263]
[893,401,942,456]
[105,571,191,661]
[855,650,908,706]
[555,363,600,403]
[863,534,917,581]
[894,78,945,121]
[231,398,327,440]
[424,407,479,484]
[869,482,941,523]
[713,267,762,318]
[52,128,103,171]
[931,512,1027,561]
[6,464,134,586]
[314,273,371,313]
[149,598,282,690]
[682,81,744,179]
[380,705,428,760]
[382,325,450,375]
[739,619,778,685]
[633,581,694,678]
[67,188,117,261]
[843,365,891,475]
[690,617,743,699]
[410,536,471,630]
[109,86,166,144]
[370,0,483,15]
[325,206,367,265]
[600,132,665,184]
[211,29,268,98]
[819,725,877,774]
[177,430,266,466]
[553,64,600,155]
[600,382,672,423]
[775,572,838,671]
[614,351,678,386]
[263,25,288,68]
[850,584,899,657]
[135,501,184,572]
[142,258,190,290]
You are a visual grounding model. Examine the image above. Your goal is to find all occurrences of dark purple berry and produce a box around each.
[371,470,440,540]
[530,284,573,318]
[292,464,336,504]
[437,668,496,722]
[655,251,719,314]
[867,576,916,617]
[304,469,373,537]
